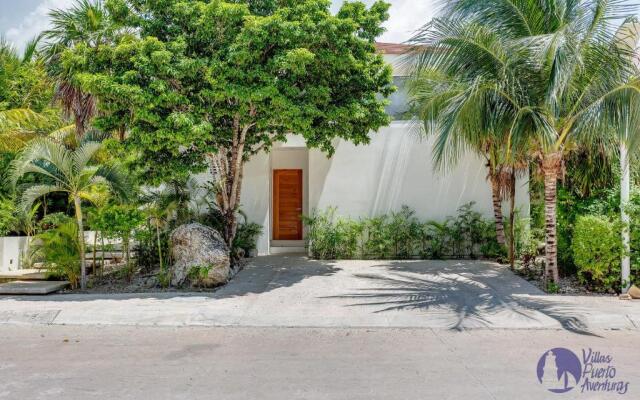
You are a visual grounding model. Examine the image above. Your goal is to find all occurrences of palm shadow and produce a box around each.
[327,262,598,336]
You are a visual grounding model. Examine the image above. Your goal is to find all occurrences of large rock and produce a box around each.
[170,223,231,287]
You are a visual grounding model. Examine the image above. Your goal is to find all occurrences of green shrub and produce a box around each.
[386,206,422,259]
[90,204,145,277]
[38,212,72,231]
[572,215,622,293]
[234,222,264,256]
[187,265,212,288]
[200,208,264,257]
[0,198,17,236]
[303,208,363,259]
[33,219,81,288]
[305,203,500,261]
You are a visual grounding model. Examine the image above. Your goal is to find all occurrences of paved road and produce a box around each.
[2,257,640,399]
[0,325,638,400]
[1,256,639,332]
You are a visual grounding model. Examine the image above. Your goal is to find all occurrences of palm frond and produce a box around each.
[72,141,102,171]
[18,183,64,212]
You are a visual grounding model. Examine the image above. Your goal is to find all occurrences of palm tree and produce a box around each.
[408,48,528,267]
[40,0,116,140]
[11,138,128,289]
[411,0,640,284]
[0,38,68,151]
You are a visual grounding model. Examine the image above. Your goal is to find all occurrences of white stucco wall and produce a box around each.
[309,122,529,220]
[238,122,530,255]
[237,151,271,255]
[0,237,28,272]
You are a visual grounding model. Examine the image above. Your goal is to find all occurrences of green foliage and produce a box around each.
[89,204,144,240]
[410,0,640,283]
[305,203,500,260]
[134,222,171,272]
[0,40,54,112]
[303,208,363,260]
[12,138,130,289]
[156,267,171,288]
[546,281,560,294]
[200,206,264,256]
[572,215,623,293]
[33,219,81,288]
[0,197,17,236]
[89,203,144,279]
[233,222,264,255]
[39,212,73,231]
[69,0,394,184]
[187,265,212,288]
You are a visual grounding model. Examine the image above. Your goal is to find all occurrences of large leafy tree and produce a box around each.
[11,139,128,289]
[68,0,394,247]
[411,0,640,283]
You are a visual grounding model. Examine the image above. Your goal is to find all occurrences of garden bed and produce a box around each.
[514,259,618,296]
[58,260,248,294]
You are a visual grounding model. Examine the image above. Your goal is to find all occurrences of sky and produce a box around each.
[0,0,437,52]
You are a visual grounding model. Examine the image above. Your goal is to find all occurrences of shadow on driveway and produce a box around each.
[324,260,598,336]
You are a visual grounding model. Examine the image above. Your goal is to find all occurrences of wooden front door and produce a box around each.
[273,169,303,240]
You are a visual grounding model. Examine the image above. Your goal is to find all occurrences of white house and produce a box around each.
[0,43,530,272]
[237,43,530,256]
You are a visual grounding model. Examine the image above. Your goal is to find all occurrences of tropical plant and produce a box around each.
[0,38,66,152]
[409,0,640,283]
[33,218,81,288]
[303,208,364,260]
[140,203,175,274]
[0,36,51,111]
[0,197,17,236]
[572,215,623,293]
[41,0,119,139]
[11,138,128,289]
[233,220,264,257]
[90,203,144,279]
[305,204,497,260]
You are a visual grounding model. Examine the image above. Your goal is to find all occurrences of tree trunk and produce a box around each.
[74,196,87,290]
[490,174,507,246]
[541,152,562,284]
[75,114,85,140]
[156,222,164,272]
[210,117,253,253]
[100,235,105,276]
[508,172,516,269]
[93,231,98,276]
[620,141,631,294]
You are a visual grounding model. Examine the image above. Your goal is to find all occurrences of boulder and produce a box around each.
[170,223,231,287]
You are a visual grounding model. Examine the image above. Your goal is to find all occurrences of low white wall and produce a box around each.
[0,237,28,272]
[0,231,119,272]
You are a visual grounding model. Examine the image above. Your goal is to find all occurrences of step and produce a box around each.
[0,269,48,283]
[0,280,69,295]
[270,246,307,255]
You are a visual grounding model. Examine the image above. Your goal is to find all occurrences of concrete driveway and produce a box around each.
[1,255,639,332]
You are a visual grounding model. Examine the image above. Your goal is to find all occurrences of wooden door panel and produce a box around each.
[273,170,303,240]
